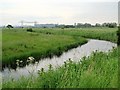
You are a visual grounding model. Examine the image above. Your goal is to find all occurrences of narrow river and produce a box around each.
[1,39,117,81]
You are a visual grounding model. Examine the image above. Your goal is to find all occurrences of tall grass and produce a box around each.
[2,48,118,88]
[33,27,117,43]
[2,29,87,66]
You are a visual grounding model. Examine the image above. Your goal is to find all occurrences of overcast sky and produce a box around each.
[0,0,119,26]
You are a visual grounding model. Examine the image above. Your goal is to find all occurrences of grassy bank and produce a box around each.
[3,48,118,88]
[33,27,117,43]
[2,28,87,65]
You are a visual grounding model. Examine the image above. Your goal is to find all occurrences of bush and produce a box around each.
[27,28,33,32]
[6,25,14,29]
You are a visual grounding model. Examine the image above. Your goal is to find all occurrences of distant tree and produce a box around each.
[64,25,75,28]
[58,25,65,29]
[84,23,92,27]
[95,23,101,27]
[108,23,117,28]
[102,23,108,27]
[102,23,117,28]
[76,23,84,28]
[6,24,14,29]
[76,23,92,28]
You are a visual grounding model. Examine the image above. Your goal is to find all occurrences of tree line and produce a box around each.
[6,22,117,29]
[58,22,117,29]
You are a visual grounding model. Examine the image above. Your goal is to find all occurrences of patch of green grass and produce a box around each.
[2,48,118,88]
[2,28,87,65]
[2,27,117,67]
[33,27,117,43]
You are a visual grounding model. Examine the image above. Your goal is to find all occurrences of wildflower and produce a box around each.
[27,56,35,64]
[35,62,38,64]
[16,59,20,66]
[27,56,35,61]
[16,62,19,66]
[27,59,30,63]
[20,60,23,63]
[16,59,20,62]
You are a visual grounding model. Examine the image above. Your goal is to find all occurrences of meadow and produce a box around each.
[2,27,119,88]
[33,27,117,43]
[2,28,87,67]
[2,27,117,65]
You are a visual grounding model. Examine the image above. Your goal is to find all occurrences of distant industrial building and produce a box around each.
[19,21,58,28]
[34,24,58,28]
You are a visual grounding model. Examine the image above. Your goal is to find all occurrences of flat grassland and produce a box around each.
[34,27,117,42]
[2,27,117,63]
[2,28,87,64]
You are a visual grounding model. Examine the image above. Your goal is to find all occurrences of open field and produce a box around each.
[33,27,117,43]
[2,28,87,65]
[2,27,117,65]
[2,27,118,88]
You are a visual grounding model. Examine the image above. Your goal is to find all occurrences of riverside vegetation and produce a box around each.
[2,28,87,69]
[2,27,118,88]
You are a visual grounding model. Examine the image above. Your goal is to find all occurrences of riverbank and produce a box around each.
[2,47,118,88]
[2,29,87,69]
[2,39,116,81]
[2,27,117,66]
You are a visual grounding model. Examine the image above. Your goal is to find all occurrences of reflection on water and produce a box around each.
[1,39,117,80]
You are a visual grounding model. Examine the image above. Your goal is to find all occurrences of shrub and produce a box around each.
[6,25,14,29]
[27,28,33,32]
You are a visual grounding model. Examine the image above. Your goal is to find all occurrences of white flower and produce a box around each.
[27,59,30,62]
[20,60,23,63]
[35,62,38,64]
[16,62,19,66]
[16,59,20,62]
[28,56,35,61]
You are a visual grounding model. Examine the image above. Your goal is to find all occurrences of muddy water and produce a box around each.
[1,39,117,80]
